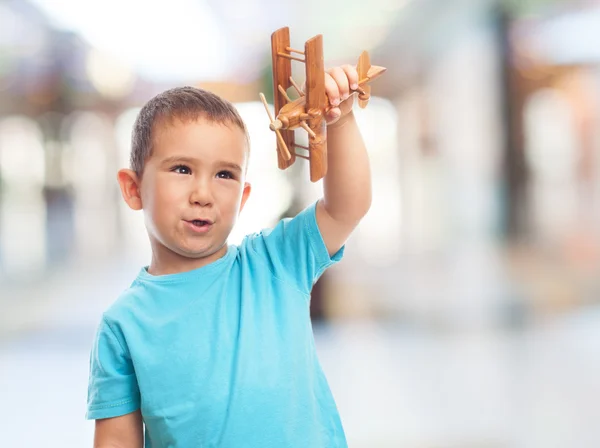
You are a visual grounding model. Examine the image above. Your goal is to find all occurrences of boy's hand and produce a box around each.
[324,64,359,126]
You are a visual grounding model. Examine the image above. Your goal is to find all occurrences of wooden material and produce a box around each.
[357,51,371,109]
[300,121,317,139]
[285,47,305,55]
[261,27,386,181]
[277,85,292,103]
[289,77,305,97]
[304,34,327,182]
[259,93,292,161]
[277,52,305,63]
[271,27,295,169]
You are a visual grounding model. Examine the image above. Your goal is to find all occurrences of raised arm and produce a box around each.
[94,410,143,448]
[315,64,372,255]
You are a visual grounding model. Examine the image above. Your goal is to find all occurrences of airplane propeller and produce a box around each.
[259,92,292,161]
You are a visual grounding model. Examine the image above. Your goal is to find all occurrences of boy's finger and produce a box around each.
[341,64,359,91]
[327,66,350,102]
[326,107,342,124]
[324,72,341,107]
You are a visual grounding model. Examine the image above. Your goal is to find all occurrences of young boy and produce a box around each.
[86,64,371,447]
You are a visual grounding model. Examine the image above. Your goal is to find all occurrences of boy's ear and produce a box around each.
[117,169,143,211]
[239,182,251,214]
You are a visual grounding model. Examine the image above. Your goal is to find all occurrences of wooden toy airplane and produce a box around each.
[259,27,386,182]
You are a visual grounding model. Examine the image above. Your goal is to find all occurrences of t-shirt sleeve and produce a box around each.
[246,200,345,295]
[86,316,141,420]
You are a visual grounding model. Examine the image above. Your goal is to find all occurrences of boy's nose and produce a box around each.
[189,181,213,206]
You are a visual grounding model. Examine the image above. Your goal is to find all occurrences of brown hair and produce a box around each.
[130,86,249,175]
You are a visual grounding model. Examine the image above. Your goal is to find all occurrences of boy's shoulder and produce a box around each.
[101,279,147,325]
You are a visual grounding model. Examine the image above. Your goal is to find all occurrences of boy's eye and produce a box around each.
[171,165,191,175]
[216,171,234,179]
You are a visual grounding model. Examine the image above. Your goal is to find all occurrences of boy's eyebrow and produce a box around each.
[218,162,242,173]
[160,155,197,166]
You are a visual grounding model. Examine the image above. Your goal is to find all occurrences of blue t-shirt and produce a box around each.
[86,202,347,447]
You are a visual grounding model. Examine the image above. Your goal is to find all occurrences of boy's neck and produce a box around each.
[147,244,229,276]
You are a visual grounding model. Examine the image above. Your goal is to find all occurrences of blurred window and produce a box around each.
[0,116,46,275]
[352,97,400,265]
[524,88,579,239]
[64,112,117,258]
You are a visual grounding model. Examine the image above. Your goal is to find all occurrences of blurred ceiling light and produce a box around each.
[0,5,19,46]
[30,0,409,83]
[532,6,600,65]
[86,49,135,99]
[30,0,230,82]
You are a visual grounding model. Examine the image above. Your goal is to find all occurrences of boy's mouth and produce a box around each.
[184,219,214,233]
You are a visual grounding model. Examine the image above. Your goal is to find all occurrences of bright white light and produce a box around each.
[524,89,578,183]
[29,0,231,82]
[229,101,293,244]
[86,49,136,99]
[353,97,401,265]
[114,108,149,255]
[115,107,140,169]
[64,112,118,258]
[0,116,45,189]
[534,6,600,64]
[0,116,47,275]
[65,112,111,192]
[0,192,46,276]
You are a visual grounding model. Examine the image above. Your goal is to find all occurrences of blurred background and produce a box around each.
[2,0,600,446]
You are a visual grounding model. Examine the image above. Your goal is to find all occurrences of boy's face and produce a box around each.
[120,117,251,271]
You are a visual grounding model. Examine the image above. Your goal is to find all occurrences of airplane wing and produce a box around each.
[304,34,327,182]
[271,27,295,169]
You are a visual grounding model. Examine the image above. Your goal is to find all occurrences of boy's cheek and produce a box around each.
[153,180,181,199]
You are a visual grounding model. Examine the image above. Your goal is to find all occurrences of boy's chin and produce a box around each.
[175,243,227,260]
